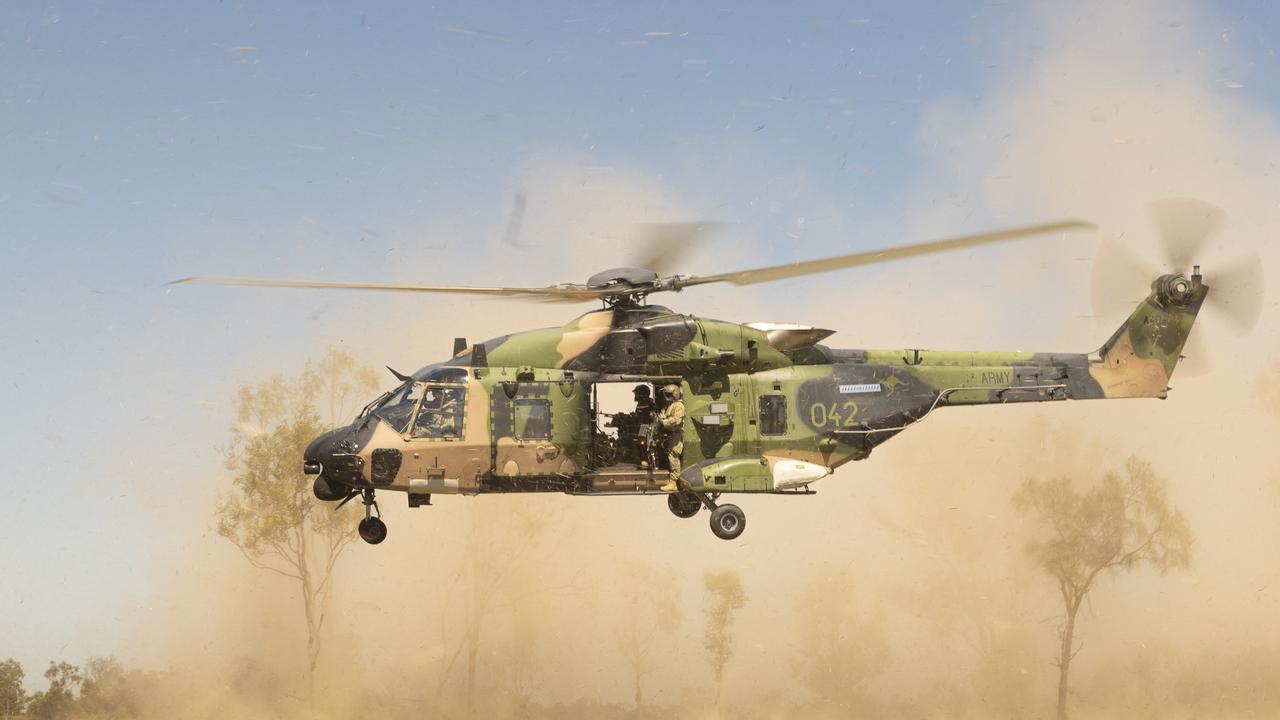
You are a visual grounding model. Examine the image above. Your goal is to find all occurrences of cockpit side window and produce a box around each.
[373,382,424,434]
[413,386,466,439]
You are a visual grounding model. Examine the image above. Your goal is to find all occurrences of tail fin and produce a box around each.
[1090,271,1208,398]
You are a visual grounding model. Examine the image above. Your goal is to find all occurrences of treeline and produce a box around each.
[0,657,144,720]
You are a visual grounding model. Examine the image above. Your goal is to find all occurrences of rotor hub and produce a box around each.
[1153,273,1196,306]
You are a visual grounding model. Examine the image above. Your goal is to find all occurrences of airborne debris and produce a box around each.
[445,25,508,42]
[45,192,82,207]
[502,193,527,248]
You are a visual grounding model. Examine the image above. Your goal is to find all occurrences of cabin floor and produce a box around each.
[583,465,669,494]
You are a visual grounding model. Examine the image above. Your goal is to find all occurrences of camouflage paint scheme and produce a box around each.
[305,274,1206,500]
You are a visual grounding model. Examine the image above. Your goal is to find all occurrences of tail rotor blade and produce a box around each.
[1150,197,1224,270]
[1206,255,1265,334]
[1091,239,1153,320]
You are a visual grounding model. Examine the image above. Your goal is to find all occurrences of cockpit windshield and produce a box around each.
[372,382,423,434]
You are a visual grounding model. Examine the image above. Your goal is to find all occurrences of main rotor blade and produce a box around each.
[1150,197,1223,270]
[166,276,606,301]
[681,220,1095,288]
[631,222,721,276]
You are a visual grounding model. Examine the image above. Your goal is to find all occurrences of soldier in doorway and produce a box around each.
[610,384,656,466]
[657,384,685,491]
[632,384,654,424]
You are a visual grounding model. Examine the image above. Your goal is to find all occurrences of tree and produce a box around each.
[0,659,24,719]
[313,347,381,425]
[703,570,747,707]
[792,570,888,714]
[871,479,1044,718]
[613,562,683,709]
[215,347,377,691]
[25,662,81,720]
[78,656,137,719]
[432,500,553,714]
[1014,457,1192,720]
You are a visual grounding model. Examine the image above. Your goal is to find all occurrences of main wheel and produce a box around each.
[667,491,702,519]
[709,504,746,540]
[358,516,388,545]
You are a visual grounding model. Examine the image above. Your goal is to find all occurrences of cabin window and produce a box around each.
[412,386,466,439]
[514,399,552,441]
[759,395,787,436]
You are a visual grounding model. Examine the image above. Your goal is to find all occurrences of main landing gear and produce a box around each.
[667,491,701,519]
[666,489,746,541]
[337,487,387,545]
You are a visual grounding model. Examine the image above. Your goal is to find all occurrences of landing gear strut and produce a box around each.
[673,491,747,540]
[357,488,387,545]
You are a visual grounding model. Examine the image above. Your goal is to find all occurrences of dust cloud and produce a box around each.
[85,2,1280,718]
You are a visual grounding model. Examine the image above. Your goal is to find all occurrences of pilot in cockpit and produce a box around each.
[415,387,463,438]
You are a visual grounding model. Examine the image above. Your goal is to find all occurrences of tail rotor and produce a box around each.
[1090,198,1265,376]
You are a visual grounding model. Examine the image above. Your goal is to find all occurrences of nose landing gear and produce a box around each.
[359,516,387,545]
[347,488,387,545]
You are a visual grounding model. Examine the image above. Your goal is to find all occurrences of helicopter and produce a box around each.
[171,199,1261,544]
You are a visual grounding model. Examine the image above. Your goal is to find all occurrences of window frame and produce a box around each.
[512,398,553,442]
[758,394,788,436]
[410,384,467,440]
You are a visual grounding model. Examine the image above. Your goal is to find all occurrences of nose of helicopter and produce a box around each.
[303,427,343,474]
[304,426,366,499]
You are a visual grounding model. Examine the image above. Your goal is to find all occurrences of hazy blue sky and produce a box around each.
[3,0,1279,691]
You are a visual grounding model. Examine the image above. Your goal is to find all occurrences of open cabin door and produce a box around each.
[588,380,659,470]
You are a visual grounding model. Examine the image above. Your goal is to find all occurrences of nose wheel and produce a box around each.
[354,488,387,545]
[358,516,387,544]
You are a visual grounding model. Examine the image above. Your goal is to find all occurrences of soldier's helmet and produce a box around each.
[633,384,651,399]
[662,383,683,401]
